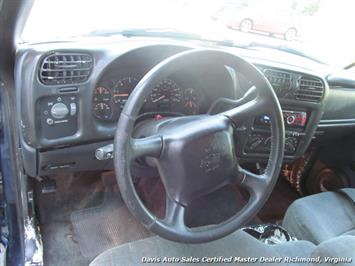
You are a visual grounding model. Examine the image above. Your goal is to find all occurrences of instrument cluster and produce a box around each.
[93,75,202,121]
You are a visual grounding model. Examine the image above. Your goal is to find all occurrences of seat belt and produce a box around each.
[334,189,355,206]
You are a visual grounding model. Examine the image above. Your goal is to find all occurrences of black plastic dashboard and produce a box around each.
[16,37,352,177]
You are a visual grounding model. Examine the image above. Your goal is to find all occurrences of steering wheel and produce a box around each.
[114,49,285,243]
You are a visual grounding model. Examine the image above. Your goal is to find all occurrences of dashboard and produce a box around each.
[16,38,355,177]
[93,74,203,121]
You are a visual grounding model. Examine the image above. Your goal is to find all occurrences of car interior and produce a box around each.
[0,0,355,265]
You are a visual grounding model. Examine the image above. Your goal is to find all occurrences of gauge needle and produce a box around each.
[152,95,166,103]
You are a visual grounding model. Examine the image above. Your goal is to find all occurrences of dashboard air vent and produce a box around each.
[39,53,93,85]
[264,69,291,84]
[296,76,324,102]
[264,69,291,96]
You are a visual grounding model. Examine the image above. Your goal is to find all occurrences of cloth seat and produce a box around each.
[90,189,355,266]
[283,188,355,244]
[310,235,355,266]
[90,229,315,266]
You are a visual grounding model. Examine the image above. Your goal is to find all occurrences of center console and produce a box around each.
[239,65,327,162]
[246,110,308,155]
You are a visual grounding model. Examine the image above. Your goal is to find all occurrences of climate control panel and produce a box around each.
[246,133,299,155]
[247,109,308,156]
[38,95,78,139]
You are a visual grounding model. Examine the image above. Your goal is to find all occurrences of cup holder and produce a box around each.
[242,224,296,245]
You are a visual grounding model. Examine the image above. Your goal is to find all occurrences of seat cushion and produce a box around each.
[311,235,355,266]
[90,229,315,266]
[283,189,355,244]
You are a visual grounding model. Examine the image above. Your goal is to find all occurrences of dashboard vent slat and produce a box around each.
[39,52,93,85]
[263,69,291,96]
[264,69,291,84]
[296,76,324,102]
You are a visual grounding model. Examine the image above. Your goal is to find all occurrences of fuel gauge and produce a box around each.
[183,88,199,114]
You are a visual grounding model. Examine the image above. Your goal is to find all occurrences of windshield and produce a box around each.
[22,0,355,68]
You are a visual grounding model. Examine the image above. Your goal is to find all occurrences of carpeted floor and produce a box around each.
[71,189,151,258]
[37,171,299,265]
[37,172,106,266]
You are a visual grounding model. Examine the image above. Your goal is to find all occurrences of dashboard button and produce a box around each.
[51,102,69,119]
[70,103,77,116]
[46,118,54,125]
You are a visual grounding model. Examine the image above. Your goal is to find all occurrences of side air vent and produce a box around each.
[296,76,324,102]
[39,53,93,85]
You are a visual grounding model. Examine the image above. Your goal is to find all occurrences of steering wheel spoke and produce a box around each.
[237,167,268,198]
[208,86,258,114]
[221,87,270,125]
[130,135,163,160]
[163,196,188,232]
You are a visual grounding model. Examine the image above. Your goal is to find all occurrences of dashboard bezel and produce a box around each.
[16,41,329,176]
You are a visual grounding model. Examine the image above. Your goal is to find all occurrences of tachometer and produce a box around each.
[113,77,139,109]
[93,102,112,120]
[150,79,182,107]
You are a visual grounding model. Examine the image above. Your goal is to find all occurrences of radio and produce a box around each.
[255,110,307,128]
[283,111,307,127]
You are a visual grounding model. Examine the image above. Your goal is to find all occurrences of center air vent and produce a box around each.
[264,69,291,96]
[296,76,324,102]
[264,69,291,84]
[39,53,93,85]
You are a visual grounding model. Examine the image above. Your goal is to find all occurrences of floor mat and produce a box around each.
[42,221,91,266]
[38,172,105,266]
[70,191,151,258]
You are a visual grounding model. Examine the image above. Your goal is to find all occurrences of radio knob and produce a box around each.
[51,102,69,119]
[286,115,296,125]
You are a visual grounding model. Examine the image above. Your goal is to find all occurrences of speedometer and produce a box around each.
[150,79,182,107]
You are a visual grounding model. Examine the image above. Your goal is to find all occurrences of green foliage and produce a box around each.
[302,0,321,16]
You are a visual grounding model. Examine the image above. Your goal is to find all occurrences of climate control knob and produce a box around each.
[249,135,263,150]
[51,102,69,119]
[285,137,298,153]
